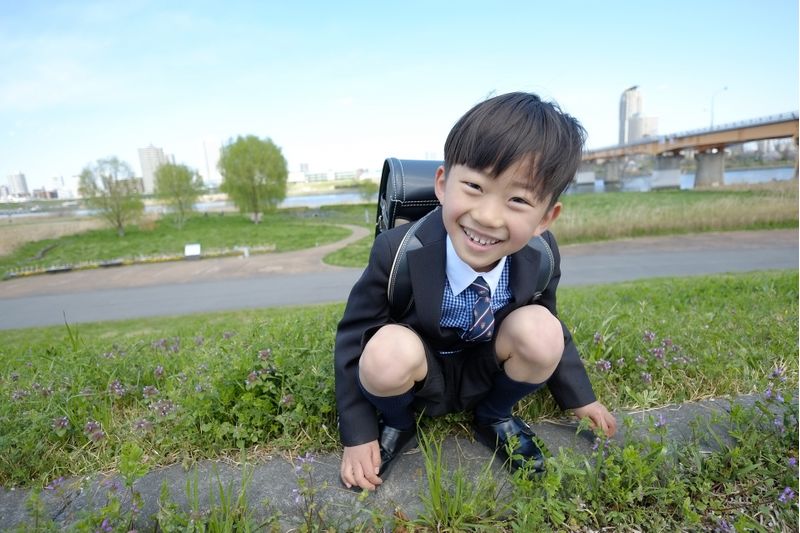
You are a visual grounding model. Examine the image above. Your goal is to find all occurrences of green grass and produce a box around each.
[325,184,799,268]
[0,205,373,276]
[2,270,797,530]
[1,270,796,487]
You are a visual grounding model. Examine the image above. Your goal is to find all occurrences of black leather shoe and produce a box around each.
[473,416,546,474]
[377,420,417,478]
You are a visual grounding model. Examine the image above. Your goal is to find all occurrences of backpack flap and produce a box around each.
[375,158,442,236]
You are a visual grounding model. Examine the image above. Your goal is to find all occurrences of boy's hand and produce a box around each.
[341,440,382,491]
[573,401,617,437]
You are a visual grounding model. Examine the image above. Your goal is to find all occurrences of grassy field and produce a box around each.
[325,182,799,267]
[0,205,370,277]
[2,182,796,277]
[1,270,797,529]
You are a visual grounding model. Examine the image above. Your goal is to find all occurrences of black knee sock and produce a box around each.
[474,371,544,424]
[358,379,416,431]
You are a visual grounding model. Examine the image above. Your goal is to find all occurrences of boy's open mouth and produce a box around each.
[463,227,500,246]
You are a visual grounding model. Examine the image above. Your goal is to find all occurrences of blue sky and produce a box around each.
[2,0,798,191]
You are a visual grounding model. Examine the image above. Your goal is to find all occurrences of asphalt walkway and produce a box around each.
[0,228,796,329]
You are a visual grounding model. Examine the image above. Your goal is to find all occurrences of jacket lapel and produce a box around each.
[406,209,447,337]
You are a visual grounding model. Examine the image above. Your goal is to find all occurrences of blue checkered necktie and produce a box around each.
[465,276,494,342]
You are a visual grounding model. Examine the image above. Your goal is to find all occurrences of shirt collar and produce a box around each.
[445,236,507,296]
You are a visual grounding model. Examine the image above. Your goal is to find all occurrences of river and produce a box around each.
[2,166,795,219]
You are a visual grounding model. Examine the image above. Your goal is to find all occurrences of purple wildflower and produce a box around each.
[52,416,70,431]
[774,417,785,433]
[98,516,113,532]
[246,371,259,385]
[654,414,667,428]
[154,365,165,379]
[142,385,159,399]
[176,372,187,383]
[45,477,66,491]
[39,385,53,397]
[778,486,795,504]
[635,355,646,365]
[661,338,673,347]
[84,420,101,435]
[593,332,603,344]
[108,380,126,397]
[151,399,176,417]
[643,330,656,343]
[775,390,785,403]
[650,347,665,360]
[281,394,295,407]
[292,487,302,505]
[259,349,272,360]
[788,457,797,468]
[151,338,168,350]
[101,477,124,493]
[11,389,29,401]
[134,418,153,432]
[595,359,611,372]
[714,518,735,533]
[771,367,785,380]
[195,383,205,393]
[89,429,106,443]
[10,372,19,382]
[615,358,625,368]
[641,372,653,384]
[764,387,773,400]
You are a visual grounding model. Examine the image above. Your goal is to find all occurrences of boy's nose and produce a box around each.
[473,198,504,228]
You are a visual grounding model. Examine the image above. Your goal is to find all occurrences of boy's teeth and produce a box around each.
[464,228,498,245]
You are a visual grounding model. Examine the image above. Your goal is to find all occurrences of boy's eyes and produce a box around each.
[510,197,531,206]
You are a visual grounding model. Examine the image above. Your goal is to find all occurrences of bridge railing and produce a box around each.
[588,111,799,154]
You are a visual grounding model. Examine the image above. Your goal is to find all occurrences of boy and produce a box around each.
[335,92,617,491]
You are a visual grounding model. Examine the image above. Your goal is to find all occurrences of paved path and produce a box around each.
[0,395,765,530]
[0,228,796,330]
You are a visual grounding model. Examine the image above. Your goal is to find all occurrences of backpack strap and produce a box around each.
[388,216,555,319]
[528,233,554,301]
[387,212,431,318]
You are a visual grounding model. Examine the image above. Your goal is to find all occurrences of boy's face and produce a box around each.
[434,163,561,272]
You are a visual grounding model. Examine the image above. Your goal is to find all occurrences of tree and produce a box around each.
[79,157,144,237]
[218,135,288,223]
[154,163,204,229]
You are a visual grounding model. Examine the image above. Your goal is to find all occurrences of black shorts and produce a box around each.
[361,323,502,417]
[407,327,502,417]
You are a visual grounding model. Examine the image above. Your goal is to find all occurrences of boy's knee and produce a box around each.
[359,325,426,394]
[497,305,564,368]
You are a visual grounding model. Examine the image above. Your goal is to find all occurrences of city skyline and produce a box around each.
[2,0,798,192]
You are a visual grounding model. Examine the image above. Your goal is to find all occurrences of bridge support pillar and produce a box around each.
[652,153,683,189]
[575,163,596,185]
[695,150,725,187]
[604,159,623,184]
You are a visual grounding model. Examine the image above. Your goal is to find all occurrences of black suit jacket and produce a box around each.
[334,209,596,446]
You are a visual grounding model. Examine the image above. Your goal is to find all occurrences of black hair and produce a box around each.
[444,92,586,207]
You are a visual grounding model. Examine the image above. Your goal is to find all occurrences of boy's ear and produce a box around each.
[535,201,562,235]
[434,165,447,204]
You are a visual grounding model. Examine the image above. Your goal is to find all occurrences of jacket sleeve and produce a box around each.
[538,231,597,410]
[334,231,394,446]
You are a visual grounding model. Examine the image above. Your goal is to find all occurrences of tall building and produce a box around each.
[628,115,659,142]
[619,86,642,145]
[619,86,658,144]
[7,172,29,196]
[202,139,223,187]
[138,145,171,194]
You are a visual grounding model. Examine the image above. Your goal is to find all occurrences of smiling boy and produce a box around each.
[334,92,617,491]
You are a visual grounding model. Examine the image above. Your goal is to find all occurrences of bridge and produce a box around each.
[579,112,799,188]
